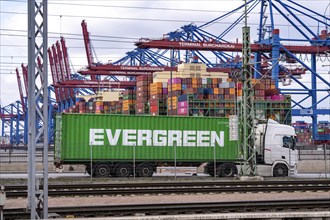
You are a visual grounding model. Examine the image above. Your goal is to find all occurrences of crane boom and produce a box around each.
[56,41,70,100]
[81,20,99,81]
[21,64,28,96]
[136,38,329,54]
[55,80,135,89]
[51,45,67,101]
[81,20,94,67]
[47,48,61,102]
[15,68,26,112]
[60,37,75,99]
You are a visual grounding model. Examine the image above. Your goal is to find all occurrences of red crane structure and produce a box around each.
[48,48,61,103]
[21,64,28,96]
[51,44,67,102]
[15,68,26,113]
[60,37,75,100]
[135,37,329,54]
[81,20,98,81]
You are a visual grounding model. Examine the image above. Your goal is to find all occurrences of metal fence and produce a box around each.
[298,149,330,161]
[0,150,54,163]
[0,149,329,164]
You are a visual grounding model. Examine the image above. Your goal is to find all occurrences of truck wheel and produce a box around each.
[115,163,132,177]
[273,164,288,177]
[95,163,111,178]
[136,163,154,177]
[219,163,237,177]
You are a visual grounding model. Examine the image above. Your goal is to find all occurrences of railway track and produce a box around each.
[4,179,330,198]
[4,198,330,219]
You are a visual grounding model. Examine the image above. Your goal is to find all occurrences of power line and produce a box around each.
[5,0,241,13]
[1,10,328,28]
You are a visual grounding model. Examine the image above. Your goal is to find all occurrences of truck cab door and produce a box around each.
[282,136,298,167]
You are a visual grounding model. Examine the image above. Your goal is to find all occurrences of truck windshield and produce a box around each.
[282,136,296,150]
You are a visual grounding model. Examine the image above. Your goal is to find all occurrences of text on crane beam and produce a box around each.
[178,42,236,49]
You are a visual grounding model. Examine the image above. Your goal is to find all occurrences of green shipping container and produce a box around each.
[54,114,239,165]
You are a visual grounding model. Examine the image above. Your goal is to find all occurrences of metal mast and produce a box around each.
[27,0,48,219]
[239,0,257,176]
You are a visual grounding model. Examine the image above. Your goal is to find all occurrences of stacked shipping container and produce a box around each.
[292,121,330,145]
[149,82,167,115]
[122,89,135,115]
[136,75,152,115]
[69,76,292,125]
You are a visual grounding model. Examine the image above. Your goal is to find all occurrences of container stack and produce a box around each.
[67,73,292,125]
[292,121,312,145]
[149,82,167,115]
[318,121,330,135]
[105,101,122,114]
[167,78,182,115]
[122,89,135,115]
[136,75,152,115]
[94,101,104,114]
[78,100,86,113]
[85,101,94,113]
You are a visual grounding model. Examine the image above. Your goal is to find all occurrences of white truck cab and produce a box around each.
[255,119,298,177]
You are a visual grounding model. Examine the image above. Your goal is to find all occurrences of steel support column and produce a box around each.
[27,0,48,219]
[239,0,257,176]
[311,54,318,141]
[271,29,280,87]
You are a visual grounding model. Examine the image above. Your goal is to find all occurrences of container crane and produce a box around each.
[135,0,330,143]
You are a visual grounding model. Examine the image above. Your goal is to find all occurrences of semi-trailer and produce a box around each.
[54,113,298,177]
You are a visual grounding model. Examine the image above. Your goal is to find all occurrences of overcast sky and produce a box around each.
[0,0,329,123]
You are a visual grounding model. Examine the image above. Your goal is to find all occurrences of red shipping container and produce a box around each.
[136,102,146,108]
[136,75,151,81]
[136,80,149,87]
[150,94,163,99]
[150,105,159,112]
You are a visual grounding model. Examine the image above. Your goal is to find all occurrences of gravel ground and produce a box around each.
[4,191,330,209]
[1,160,329,211]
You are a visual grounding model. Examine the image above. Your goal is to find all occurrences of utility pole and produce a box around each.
[27,0,49,219]
[239,0,258,176]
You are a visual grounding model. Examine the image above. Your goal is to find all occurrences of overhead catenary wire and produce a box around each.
[0,10,327,28]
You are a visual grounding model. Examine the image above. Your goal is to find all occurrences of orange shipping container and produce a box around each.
[229,88,235,95]
[213,88,220,95]
[150,82,163,89]
[150,87,163,95]
[168,84,182,91]
[123,100,135,105]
